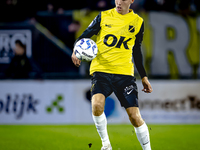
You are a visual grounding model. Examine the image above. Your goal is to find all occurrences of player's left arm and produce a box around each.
[132,21,153,93]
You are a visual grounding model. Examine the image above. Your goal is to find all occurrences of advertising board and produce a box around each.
[0,80,199,124]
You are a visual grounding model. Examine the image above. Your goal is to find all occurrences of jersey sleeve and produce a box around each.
[74,12,101,46]
[132,21,147,79]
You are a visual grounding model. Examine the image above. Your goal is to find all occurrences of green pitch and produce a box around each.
[0,124,199,150]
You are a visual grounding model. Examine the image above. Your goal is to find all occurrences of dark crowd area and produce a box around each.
[0,0,199,79]
[0,0,199,22]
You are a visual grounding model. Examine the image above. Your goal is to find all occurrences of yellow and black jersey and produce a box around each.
[75,8,146,78]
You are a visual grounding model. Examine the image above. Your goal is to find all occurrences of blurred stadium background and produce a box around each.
[0,0,200,149]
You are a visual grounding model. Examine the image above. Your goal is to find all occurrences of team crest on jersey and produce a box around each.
[129,25,135,33]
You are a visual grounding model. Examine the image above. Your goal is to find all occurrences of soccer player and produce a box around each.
[71,0,153,150]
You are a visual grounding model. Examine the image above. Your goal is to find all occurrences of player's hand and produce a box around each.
[141,76,153,93]
[71,51,81,67]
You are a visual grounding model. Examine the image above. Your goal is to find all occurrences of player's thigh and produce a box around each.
[91,93,106,115]
[126,107,142,119]
[91,72,113,99]
[91,93,106,107]
[113,75,138,108]
[126,107,144,127]
[91,72,113,115]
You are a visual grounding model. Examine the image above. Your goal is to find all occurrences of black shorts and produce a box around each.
[91,72,139,109]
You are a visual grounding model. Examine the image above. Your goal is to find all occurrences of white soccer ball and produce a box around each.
[74,38,98,62]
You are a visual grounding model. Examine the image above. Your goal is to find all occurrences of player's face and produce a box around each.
[115,0,134,15]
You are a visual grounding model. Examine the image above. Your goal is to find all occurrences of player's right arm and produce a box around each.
[71,13,101,67]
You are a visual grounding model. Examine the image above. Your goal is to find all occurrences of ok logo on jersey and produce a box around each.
[104,34,132,50]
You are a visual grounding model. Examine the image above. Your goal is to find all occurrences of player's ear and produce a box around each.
[131,0,134,4]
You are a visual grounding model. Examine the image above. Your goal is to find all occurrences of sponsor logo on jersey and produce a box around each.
[105,24,112,28]
[103,34,132,49]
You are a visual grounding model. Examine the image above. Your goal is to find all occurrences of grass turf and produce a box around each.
[0,124,199,150]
